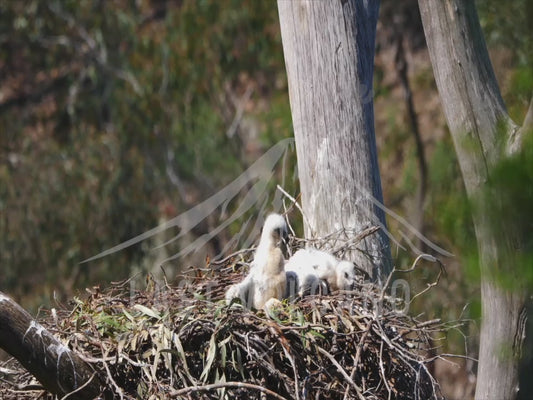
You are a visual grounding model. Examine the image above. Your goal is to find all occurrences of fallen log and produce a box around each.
[0,291,103,399]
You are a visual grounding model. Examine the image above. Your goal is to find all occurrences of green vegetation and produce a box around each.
[476,131,533,290]
[477,0,533,122]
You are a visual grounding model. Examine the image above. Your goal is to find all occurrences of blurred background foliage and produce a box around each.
[0,0,531,397]
[477,0,533,122]
[0,0,294,306]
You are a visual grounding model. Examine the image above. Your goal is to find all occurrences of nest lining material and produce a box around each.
[1,234,452,400]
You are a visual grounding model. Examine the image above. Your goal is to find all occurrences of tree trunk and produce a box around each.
[277,0,391,281]
[0,291,103,399]
[418,1,528,399]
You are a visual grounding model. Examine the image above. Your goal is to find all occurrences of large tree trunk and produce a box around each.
[418,1,529,399]
[277,0,391,281]
[0,291,103,399]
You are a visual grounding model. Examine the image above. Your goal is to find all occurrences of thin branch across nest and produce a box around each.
[0,231,458,400]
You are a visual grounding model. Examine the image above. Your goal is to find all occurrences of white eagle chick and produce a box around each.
[284,248,357,295]
[224,273,252,306]
[226,213,287,311]
[334,260,358,291]
[250,213,287,310]
[284,249,329,298]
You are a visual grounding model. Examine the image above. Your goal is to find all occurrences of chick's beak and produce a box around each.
[274,227,289,248]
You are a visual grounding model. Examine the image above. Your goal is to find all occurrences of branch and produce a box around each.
[510,95,533,153]
[169,381,289,400]
[0,291,103,399]
[317,347,365,400]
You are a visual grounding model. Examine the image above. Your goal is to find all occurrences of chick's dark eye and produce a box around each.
[344,272,349,278]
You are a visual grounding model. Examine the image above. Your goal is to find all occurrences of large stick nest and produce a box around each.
[1,229,454,399]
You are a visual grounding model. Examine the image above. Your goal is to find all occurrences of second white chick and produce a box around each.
[333,260,358,291]
[284,248,357,295]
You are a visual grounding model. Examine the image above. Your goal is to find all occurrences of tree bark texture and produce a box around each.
[418,1,527,399]
[0,291,102,399]
[277,0,391,281]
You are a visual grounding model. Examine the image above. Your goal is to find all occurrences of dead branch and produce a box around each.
[0,292,103,399]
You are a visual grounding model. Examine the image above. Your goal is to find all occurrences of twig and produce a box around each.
[317,347,365,400]
[276,185,312,233]
[424,353,478,363]
[388,253,446,305]
[269,324,300,400]
[379,341,392,400]
[209,247,256,266]
[330,226,380,254]
[169,381,289,399]
[59,373,97,400]
[344,321,372,400]
[226,85,254,139]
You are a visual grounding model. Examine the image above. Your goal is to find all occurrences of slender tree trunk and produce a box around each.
[0,291,103,399]
[277,0,391,281]
[418,1,528,399]
[393,32,427,250]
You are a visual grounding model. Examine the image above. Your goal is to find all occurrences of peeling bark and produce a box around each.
[0,291,103,399]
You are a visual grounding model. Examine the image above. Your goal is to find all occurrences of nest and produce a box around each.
[1,230,454,400]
